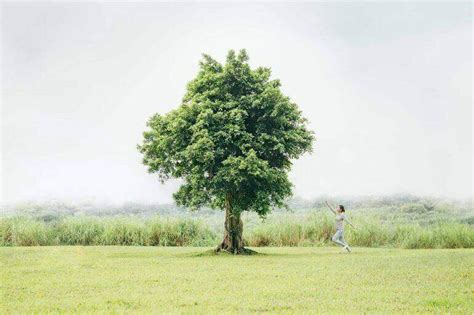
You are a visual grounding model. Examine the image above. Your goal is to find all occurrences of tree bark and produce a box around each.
[216,193,254,255]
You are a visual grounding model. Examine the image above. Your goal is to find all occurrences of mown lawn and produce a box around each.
[1,247,472,313]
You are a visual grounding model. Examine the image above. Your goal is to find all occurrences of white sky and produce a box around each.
[1,2,472,204]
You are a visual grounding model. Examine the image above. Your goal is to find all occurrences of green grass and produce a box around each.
[2,214,472,248]
[1,247,472,313]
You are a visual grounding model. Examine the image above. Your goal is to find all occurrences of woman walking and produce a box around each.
[325,201,354,252]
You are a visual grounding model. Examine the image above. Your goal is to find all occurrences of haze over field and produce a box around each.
[1,2,472,204]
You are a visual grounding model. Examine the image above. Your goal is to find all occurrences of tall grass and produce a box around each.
[245,213,474,249]
[0,216,218,247]
[1,213,472,248]
[244,213,334,247]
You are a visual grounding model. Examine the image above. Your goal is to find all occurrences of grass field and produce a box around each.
[1,247,472,313]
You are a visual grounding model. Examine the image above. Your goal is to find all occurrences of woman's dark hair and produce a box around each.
[339,205,345,212]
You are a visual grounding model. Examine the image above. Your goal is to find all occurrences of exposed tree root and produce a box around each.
[215,245,258,255]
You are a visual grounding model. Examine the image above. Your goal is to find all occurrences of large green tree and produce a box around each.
[138,50,315,254]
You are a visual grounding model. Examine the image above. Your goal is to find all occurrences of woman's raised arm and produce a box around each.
[325,201,337,214]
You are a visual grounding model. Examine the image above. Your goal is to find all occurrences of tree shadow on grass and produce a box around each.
[180,247,362,258]
[187,248,264,257]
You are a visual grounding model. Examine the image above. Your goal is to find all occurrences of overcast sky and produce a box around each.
[1,2,472,204]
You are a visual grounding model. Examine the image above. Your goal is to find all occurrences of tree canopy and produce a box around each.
[138,49,314,220]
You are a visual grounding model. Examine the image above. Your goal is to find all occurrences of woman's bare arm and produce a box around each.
[325,201,337,214]
[344,216,355,228]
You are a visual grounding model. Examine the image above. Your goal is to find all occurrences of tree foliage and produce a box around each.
[138,49,315,217]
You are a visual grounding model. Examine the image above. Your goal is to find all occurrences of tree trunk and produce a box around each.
[216,193,254,255]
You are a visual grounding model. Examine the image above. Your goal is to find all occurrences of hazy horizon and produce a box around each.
[1,2,472,205]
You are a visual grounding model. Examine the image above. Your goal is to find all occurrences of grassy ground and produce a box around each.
[1,247,472,313]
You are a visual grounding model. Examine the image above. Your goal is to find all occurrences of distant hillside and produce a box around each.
[1,195,472,226]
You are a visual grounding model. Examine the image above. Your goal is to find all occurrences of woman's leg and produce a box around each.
[340,232,348,247]
[340,232,351,252]
[332,230,346,247]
